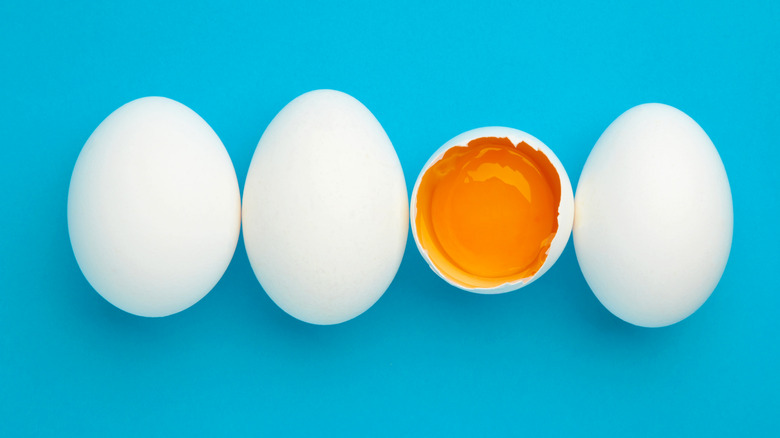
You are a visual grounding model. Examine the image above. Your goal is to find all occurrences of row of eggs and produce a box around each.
[68,90,733,327]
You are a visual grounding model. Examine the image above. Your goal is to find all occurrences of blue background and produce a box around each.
[1,0,778,435]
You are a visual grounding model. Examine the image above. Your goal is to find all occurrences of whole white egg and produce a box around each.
[68,97,241,317]
[242,89,408,325]
[573,103,733,327]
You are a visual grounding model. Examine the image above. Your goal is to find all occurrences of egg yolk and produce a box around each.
[415,137,561,289]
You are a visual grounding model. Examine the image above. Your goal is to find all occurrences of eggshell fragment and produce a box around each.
[68,97,241,317]
[242,90,408,325]
[573,103,733,327]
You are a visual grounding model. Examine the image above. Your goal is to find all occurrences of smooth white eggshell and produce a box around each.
[410,127,574,294]
[68,97,241,317]
[242,89,408,325]
[573,103,733,327]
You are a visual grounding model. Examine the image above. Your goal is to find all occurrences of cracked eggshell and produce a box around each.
[410,127,574,294]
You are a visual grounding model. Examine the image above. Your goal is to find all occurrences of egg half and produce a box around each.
[410,127,574,293]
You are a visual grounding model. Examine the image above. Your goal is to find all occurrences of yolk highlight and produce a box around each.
[415,137,561,289]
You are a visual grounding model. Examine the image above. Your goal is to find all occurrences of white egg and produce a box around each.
[573,103,733,327]
[68,97,241,317]
[242,89,408,325]
[410,127,574,293]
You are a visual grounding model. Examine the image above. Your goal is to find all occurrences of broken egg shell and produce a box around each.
[410,127,574,294]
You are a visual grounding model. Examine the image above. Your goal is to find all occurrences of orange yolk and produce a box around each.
[415,137,561,289]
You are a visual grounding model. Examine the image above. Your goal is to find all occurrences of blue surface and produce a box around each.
[1,0,778,435]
